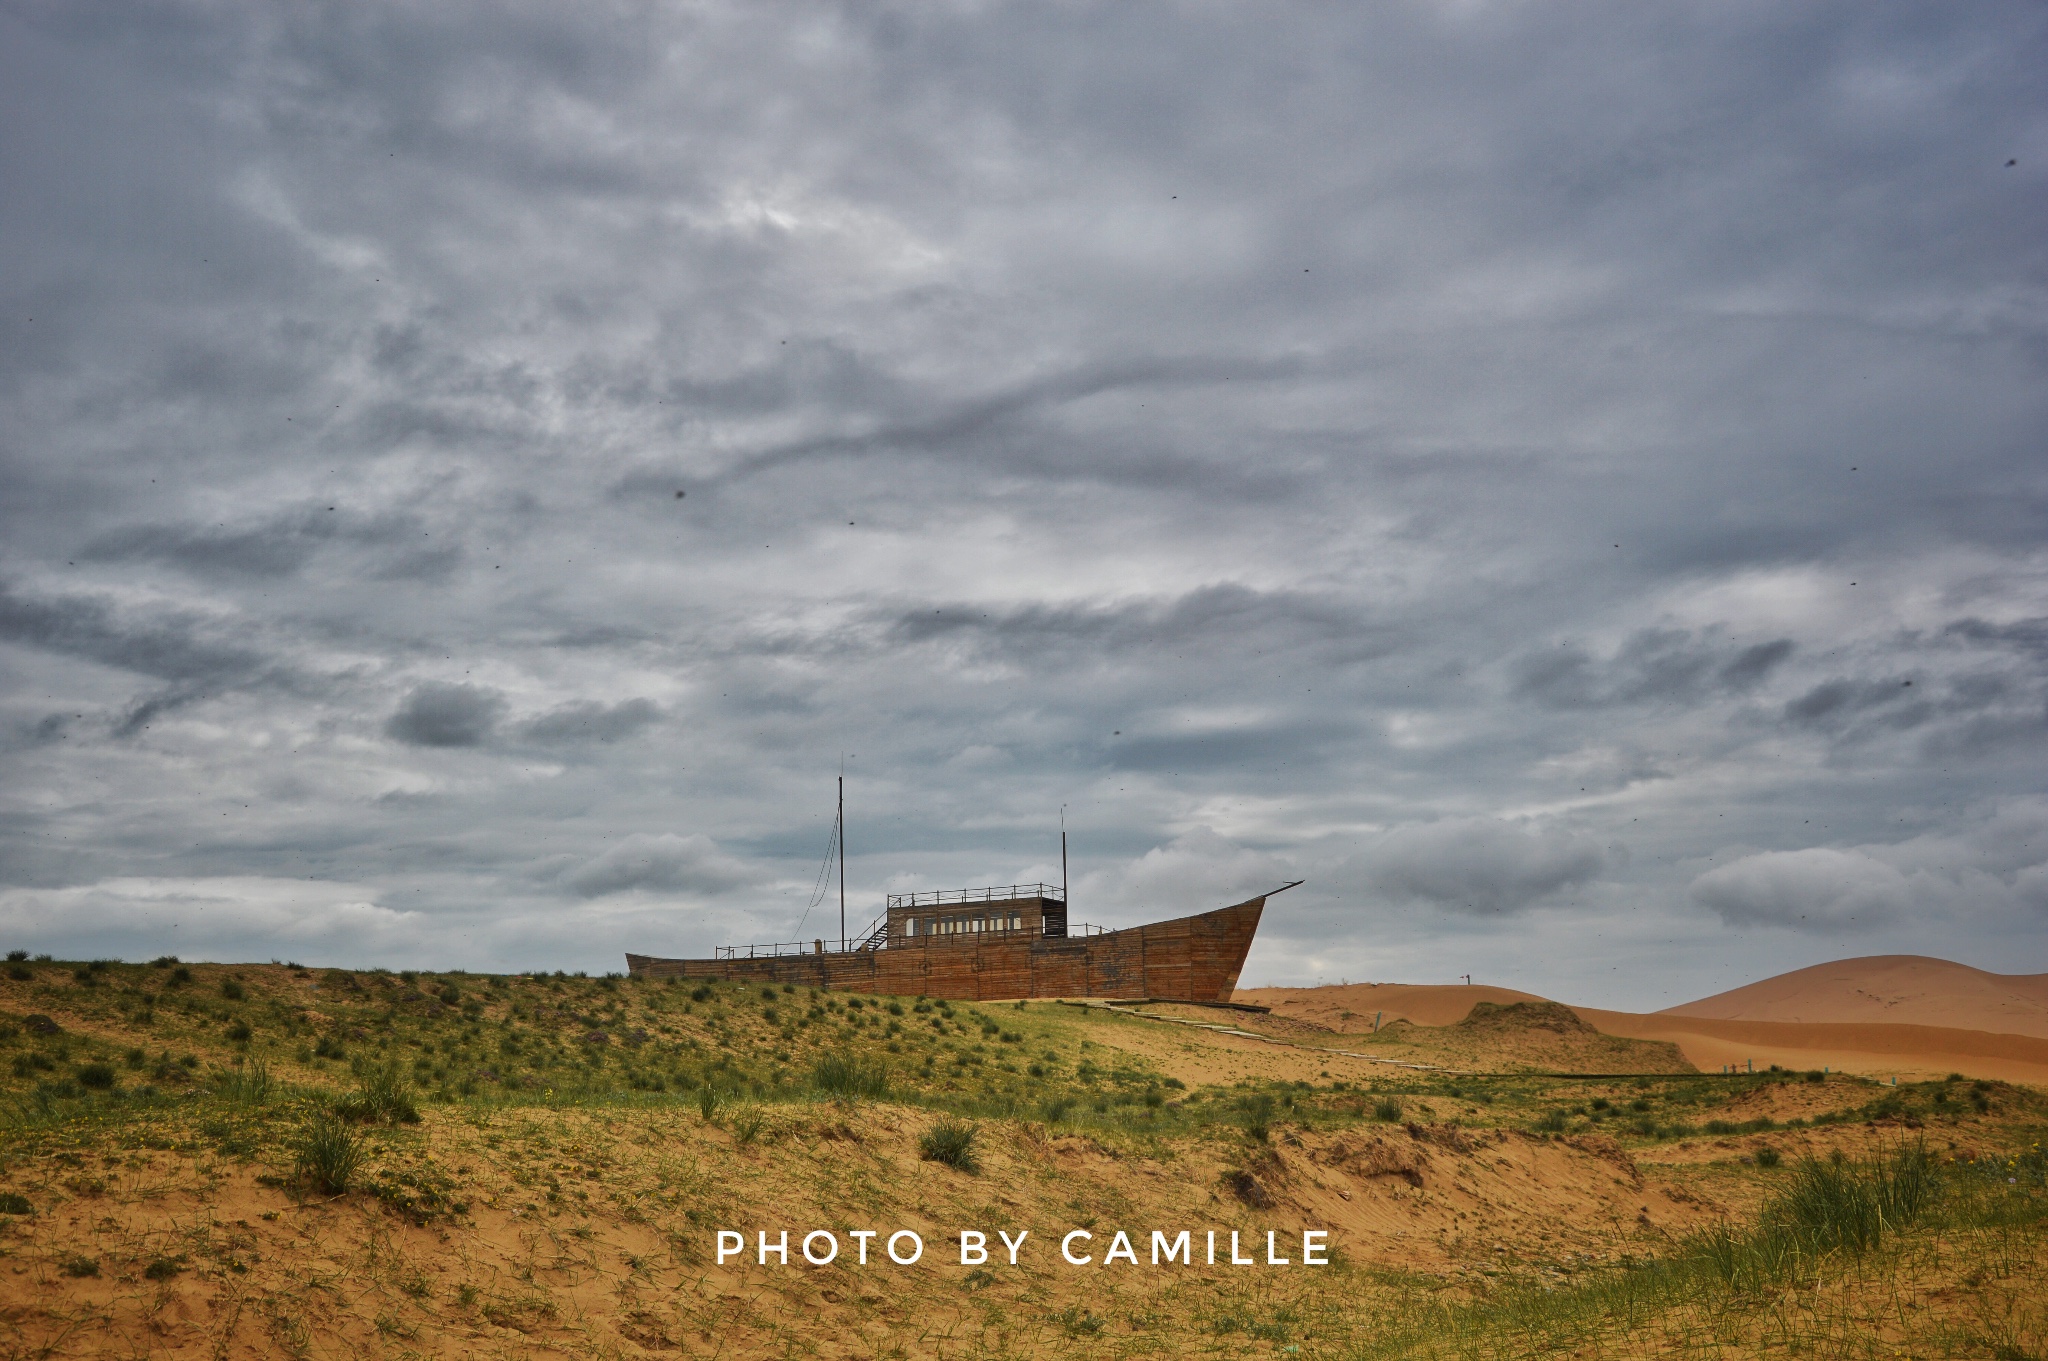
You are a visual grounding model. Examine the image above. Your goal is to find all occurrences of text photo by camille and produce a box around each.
[720,1228,1333,1268]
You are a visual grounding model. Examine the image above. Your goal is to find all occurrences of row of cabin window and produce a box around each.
[906,913,1024,937]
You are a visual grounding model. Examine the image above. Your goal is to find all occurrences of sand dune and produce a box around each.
[1659,954,2048,1038]
[1235,956,2048,1084]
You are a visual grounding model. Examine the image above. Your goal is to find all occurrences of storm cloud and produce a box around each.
[0,1,2042,997]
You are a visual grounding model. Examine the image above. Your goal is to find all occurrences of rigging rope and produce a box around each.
[791,812,839,940]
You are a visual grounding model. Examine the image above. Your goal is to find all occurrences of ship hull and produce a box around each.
[625,892,1267,1003]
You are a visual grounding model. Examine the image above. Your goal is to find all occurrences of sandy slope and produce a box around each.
[1658,955,2048,1038]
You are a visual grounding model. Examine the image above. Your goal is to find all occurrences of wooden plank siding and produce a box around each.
[624,892,1267,1003]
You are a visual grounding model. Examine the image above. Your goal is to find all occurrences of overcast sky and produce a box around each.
[2,1,2044,1007]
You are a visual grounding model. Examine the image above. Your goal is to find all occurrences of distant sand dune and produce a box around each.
[1236,955,2048,1084]
[1657,954,2048,1038]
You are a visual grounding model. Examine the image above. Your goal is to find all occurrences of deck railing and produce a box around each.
[886,882,1065,910]
[711,912,1112,959]
[716,909,889,959]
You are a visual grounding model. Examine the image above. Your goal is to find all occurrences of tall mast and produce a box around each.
[838,773,846,952]
[1061,805,1068,907]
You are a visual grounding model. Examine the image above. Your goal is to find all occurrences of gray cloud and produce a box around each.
[1516,629,1795,709]
[0,582,264,684]
[1784,678,1924,727]
[1363,820,1608,917]
[78,505,464,583]
[385,683,506,748]
[565,834,761,899]
[517,698,661,745]
[1690,848,1913,932]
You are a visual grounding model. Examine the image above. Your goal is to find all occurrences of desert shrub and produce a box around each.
[314,1035,346,1060]
[1756,1146,1783,1169]
[221,979,245,1001]
[143,1257,182,1280]
[1373,1098,1404,1123]
[919,1119,980,1172]
[813,1053,888,1101]
[0,1193,31,1215]
[335,1064,420,1124]
[224,1020,252,1043]
[690,985,712,1002]
[295,1112,364,1194]
[1239,1094,1276,1141]
[1535,1109,1569,1133]
[59,1254,99,1278]
[697,1085,721,1121]
[4,949,25,962]
[169,966,192,986]
[76,1062,117,1090]
[1041,1096,1075,1123]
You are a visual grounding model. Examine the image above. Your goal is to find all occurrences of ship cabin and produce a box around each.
[886,882,1068,945]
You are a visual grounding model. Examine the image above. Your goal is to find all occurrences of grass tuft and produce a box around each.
[214,1059,274,1107]
[729,1104,767,1146]
[813,1053,888,1101]
[919,1118,980,1172]
[334,1064,420,1124]
[294,1111,365,1194]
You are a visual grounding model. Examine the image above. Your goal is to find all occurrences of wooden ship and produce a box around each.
[623,780,1292,1002]
[623,881,1289,1003]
